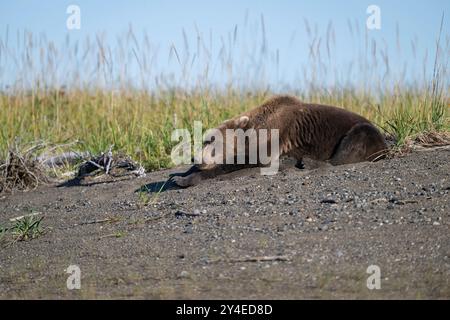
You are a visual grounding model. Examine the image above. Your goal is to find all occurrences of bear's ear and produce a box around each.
[236,116,249,128]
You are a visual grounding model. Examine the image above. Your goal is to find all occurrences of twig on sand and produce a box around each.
[75,217,119,226]
[371,148,390,162]
[207,255,291,264]
[370,198,418,205]
[86,160,105,170]
[105,145,113,175]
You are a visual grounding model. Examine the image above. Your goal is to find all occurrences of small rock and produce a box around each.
[184,223,193,234]
[179,270,190,278]
[175,210,200,218]
[320,198,337,204]
[175,210,188,218]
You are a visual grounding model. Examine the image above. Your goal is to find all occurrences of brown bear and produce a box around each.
[171,95,387,187]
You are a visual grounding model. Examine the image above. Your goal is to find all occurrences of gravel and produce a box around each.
[0,148,449,299]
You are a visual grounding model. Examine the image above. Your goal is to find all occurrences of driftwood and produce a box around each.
[38,151,90,167]
[77,145,146,178]
[0,140,146,193]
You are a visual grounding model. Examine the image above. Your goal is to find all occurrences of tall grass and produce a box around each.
[0,16,448,170]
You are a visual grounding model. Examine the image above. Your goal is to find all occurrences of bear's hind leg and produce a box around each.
[330,123,387,165]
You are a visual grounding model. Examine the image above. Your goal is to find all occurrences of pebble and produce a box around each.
[320,198,337,204]
[179,270,190,278]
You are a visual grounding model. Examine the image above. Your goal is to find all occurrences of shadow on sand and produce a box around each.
[135,167,197,193]
[135,178,183,194]
[57,174,139,188]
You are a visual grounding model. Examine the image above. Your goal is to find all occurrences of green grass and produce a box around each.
[0,215,45,247]
[0,88,447,170]
[385,93,448,147]
[0,18,448,170]
[10,216,45,241]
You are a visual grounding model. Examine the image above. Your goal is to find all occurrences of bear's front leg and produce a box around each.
[170,165,225,187]
[171,173,202,187]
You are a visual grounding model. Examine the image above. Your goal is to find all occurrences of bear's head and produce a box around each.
[194,115,252,169]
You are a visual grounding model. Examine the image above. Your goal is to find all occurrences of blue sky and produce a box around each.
[0,0,449,89]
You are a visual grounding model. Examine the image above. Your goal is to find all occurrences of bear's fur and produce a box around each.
[171,95,387,187]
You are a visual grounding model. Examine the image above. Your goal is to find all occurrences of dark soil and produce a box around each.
[0,148,449,299]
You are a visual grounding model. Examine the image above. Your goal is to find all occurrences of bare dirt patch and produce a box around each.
[0,149,449,299]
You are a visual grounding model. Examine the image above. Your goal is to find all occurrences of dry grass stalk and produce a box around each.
[411,131,450,148]
[384,131,450,159]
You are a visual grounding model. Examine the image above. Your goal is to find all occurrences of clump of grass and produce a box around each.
[10,215,45,241]
[384,94,440,147]
[383,95,449,155]
[0,215,45,247]
[138,188,151,207]
[384,15,449,150]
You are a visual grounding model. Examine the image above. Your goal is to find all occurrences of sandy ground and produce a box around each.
[0,148,449,299]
